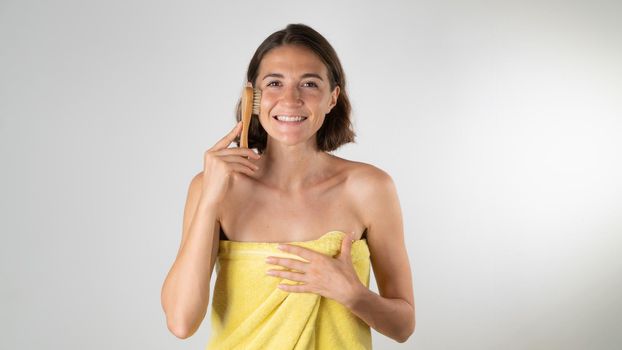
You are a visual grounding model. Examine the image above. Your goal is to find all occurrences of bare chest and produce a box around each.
[218,176,365,243]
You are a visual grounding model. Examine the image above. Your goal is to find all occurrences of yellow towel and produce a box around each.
[206,230,372,350]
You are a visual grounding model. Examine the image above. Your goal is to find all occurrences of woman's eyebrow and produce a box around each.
[261,73,324,81]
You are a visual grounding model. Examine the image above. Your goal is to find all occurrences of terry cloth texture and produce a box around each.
[206,230,372,350]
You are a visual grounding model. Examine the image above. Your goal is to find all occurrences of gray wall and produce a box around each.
[1,0,620,349]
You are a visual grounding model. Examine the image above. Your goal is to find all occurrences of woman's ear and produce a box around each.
[326,85,341,114]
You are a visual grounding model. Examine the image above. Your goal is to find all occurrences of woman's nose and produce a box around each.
[281,86,302,105]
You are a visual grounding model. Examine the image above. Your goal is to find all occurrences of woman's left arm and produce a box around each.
[345,166,415,343]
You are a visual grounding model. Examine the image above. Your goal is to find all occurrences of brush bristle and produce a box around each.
[252,88,261,115]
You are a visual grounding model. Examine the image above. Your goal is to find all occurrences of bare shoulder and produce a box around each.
[329,156,398,227]
[185,171,216,218]
[185,171,204,204]
[330,158,395,208]
[342,160,395,199]
[190,171,203,187]
[327,154,391,181]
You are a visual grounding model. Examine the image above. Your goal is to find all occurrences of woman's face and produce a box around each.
[254,44,340,149]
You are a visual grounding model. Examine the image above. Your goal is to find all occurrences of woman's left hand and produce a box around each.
[265,232,364,307]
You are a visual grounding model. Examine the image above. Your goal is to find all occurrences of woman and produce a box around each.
[161,23,415,348]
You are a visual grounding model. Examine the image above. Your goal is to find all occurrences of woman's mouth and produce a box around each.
[273,115,308,124]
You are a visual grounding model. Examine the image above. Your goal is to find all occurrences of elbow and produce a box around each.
[161,286,203,339]
[161,298,208,340]
[397,323,415,343]
[396,308,416,343]
[162,301,199,339]
[166,316,196,339]
[396,322,415,343]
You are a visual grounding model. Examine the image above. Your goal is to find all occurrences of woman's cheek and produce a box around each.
[302,89,324,100]
[260,90,278,106]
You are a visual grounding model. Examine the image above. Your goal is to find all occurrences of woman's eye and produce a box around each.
[266,81,281,87]
[302,81,318,88]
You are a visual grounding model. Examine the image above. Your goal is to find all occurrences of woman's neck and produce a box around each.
[256,141,331,193]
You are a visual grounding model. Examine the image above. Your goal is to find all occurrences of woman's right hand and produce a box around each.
[200,121,261,206]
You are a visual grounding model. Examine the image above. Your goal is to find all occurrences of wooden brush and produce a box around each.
[240,82,262,149]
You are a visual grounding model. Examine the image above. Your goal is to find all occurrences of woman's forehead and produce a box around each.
[258,45,328,78]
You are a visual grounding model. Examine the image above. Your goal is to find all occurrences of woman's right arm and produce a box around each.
[161,172,221,339]
[161,121,260,339]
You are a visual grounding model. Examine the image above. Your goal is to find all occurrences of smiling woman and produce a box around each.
[250,44,341,148]
[235,24,354,154]
[161,23,415,349]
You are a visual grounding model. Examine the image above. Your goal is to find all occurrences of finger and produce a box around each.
[209,121,243,151]
[215,147,261,159]
[277,244,316,262]
[266,269,306,282]
[229,163,257,177]
[277,283,307,293]
[265,256,308,272]
[219,155,260,171]
[338,232,353,261]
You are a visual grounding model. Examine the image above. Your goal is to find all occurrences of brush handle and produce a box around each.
[240,82,253,149]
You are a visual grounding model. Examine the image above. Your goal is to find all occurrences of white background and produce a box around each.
[1,0,621,349]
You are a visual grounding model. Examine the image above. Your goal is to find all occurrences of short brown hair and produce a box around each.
[234,23,355,153]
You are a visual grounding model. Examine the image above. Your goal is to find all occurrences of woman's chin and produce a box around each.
[267,134,317,149]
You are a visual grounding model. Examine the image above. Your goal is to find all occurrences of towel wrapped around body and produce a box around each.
[206,230,372,350]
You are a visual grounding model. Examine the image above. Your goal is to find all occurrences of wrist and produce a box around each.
[344,281,369,310]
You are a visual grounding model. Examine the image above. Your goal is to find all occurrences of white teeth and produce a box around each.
[275,115,307,122]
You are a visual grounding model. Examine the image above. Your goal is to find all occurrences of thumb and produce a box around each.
[338,232,354,262]
[210,121,243,151]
